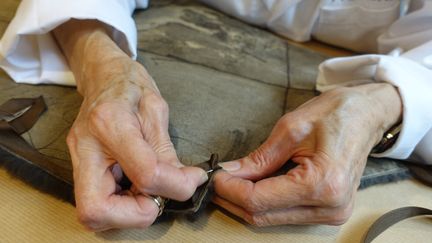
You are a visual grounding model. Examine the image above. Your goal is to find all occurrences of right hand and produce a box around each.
[214,84,402,226]
[67,58,208,231]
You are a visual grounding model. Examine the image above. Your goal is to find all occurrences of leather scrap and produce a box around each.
[407,163,432,187]
[363,206,432,243]
[0,96,47,134]
[163,153,221,217]
[0,96,74,202]
[0,96,73,184]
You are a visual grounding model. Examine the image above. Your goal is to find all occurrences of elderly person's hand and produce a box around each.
[214,83,402,226]
[53,20,207,231]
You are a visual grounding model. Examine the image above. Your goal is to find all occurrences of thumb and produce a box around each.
[218,116,297,180]
[218,145,289,181]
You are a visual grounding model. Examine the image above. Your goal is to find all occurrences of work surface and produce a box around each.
[1,168,431,243]
[0,0,431,242]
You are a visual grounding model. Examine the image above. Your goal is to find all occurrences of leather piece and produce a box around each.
[119,154,222,218]
[364,206,432,243]
[0,0,415,207]
[407,163,432,187]
[0,96,47,134]
[0,97,73,184]
[163,153,221,215]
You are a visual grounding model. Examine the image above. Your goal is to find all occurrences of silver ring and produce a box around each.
[147,195,165,217]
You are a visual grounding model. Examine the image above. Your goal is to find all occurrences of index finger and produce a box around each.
[91,109,207,201]
[214,170,315,213]
[69,139,159,231]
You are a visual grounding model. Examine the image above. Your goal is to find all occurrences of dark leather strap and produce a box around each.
[0,97,73,184]
[407,163,432,187]
[0,97,47,134]
[364,206,432,243]
[0,96,221,217]
[164,153,221,215]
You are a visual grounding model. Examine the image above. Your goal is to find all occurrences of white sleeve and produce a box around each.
[316,53,432,164]
[316,1,432,164]
[200,0,321,42]
[377,0,432,55]
[0,0,149,86]
[206,0,432,164]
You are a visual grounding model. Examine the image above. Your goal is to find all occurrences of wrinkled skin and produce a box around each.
[214,84,401,226]
[53,20,402,230]
[54,20,207,231]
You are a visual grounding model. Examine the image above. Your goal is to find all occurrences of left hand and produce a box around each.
[53,20,207,230]
[214,83,402,226]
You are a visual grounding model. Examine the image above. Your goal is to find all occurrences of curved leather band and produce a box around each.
[364,206,432,243]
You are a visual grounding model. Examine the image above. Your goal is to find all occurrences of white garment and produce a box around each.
[0,0,431,164]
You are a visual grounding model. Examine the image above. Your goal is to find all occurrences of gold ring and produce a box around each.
[147,195,165,217]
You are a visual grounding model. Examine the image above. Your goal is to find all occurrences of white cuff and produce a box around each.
[317,55,432,163]
[0,0,140,86]
[200,0,320,42]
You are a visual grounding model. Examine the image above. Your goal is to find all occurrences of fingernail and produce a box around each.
[200,171,209,184]
[218,161,241,172]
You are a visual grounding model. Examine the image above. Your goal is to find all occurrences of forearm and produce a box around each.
[53,20,155,99]
[353,83,402,146]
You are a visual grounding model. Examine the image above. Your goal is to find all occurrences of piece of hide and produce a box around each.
[0,1,411,214]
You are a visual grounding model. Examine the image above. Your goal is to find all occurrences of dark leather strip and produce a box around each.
[408,164,432,187]
[0,96,47,134]
[0,96,219,216]
[164,153,221,215]
[0,97,73,184]
[0,127,73,184]
[364,206,432,243]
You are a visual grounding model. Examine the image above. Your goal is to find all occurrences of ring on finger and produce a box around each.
[146,195,166,217]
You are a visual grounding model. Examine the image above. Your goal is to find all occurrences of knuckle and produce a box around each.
[248,148,271,172]
[327,206,353,225]
[325,176,348,207]
[300,159,351,208]
[88,103,115,132]
[247,214,270,227]
[76,202,108,231]
[154,140,175,154]
[242,194,262,213]
[279,113,296,128]
[90,103,112,119]
[144,93,169,113]
[278,114,312,144]
[286,125,311,144]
